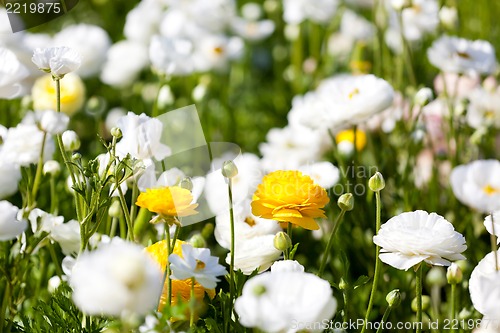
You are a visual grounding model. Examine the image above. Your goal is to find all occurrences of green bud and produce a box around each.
[337,193,354,211]
[414,87,434,107]
[411,295,431,312]
[222,160,238,179]
[458,308,472,320]
[446,263,463,284]
[71,153,82,161]
[180,177,193,191]
[188,233,206,248]
[368,172,385,192]
[386,289,401,308]
[426,267,447,287]
[108,200,122,218]
[201,223,214,240]
[253,284,267,296]
[273,231,292,252]
[110,127,122,139]
[43,160,61,176]
[339,278,348,291]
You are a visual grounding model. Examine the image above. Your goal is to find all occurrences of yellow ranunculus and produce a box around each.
[335,128,367,151]
[251,170,330,230]
[31,73,85,116]
[135,186,198,219]
[145,240,215,314]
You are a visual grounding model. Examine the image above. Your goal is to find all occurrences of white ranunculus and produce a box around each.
[235,270,337,332]
[466,88,500,129]
[231,18,275,41]
[115,112,171,161]
[61,130,80,151]
[484,212,500,244]
[340,10,375,41]
[32,46,81,77]
[28,208,64,234]
[70,239,163,316]
[215,200,281,250]
[1,123,55,166]
[373,210,467,270]
[100,41,149,87]
[298,161,340,189]
[227,234,282,275]
[283,0,339,25]
[270,260,305,273]
[396,0,439,42]
[124,0,163,43]
[149,35,195,76]
[50,220,81,256]
[469,250,500,318]
[0,160,21,199]
[0,201,27,241]
[40,110,70,134]
[53,24,111,78]
[0,47,29,99]
[450,160,500,213]
[427,36,497,75]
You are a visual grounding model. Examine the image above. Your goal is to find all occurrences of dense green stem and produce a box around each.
[376,305,392,333]
[31,132,48,206]
[416,264,423,333]
[227,178,235,330]
[318,209,346,277]
[190,277,196,328]
[450,283,456,333]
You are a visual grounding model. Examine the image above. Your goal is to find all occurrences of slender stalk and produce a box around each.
[190,277,196,328]
[490,213,499,271]
[416,264,423,333]
[48,243,64,279]
[227,178,236,330]
[375,305,392,333]
[49,176,58,214]
[31,132,48,206]
[361,191,383,333]
[0,281,10,331]
[164,224,172,308]
[318,209,346,277]
[450,283,456,333]
[285,222,293,260]
[116,185,133,241]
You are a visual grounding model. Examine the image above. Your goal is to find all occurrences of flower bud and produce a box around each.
[458,308,472,320]
[337,193,354,211]
[108,200,122,218]
[62,130,81,151]
[439,6,458,29]
[414,87,434,107]
[411,295,431,312]
[386,289,401,308]
[180,177,193,191]
[339,278,348,291]
[273,231,292,252]
[110,127,122,139]
[71,153,82,161]
[391,0,409,10]
[222,160,238,179]
[201,223,215,240]
[446,263,463,284]
[369,172,385,192]
[426,267,447,287]
[188,233,207,248]
[43,160,61,176]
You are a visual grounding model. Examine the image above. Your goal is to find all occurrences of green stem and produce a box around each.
[361,191,383,333]
[291,26,303,94]
[376,305,392,333]
[227,178,235,330]
[416,264,423,333]
[31,131,48,206]
[48,243,64,279]
[450,283,456,333]
[285,223,293,260]
[0,280,10,331]
[164,224,172,308]
[116,185,133,241]
[49,176,58,214]
[318,209,346,277]
[190,277,196,328]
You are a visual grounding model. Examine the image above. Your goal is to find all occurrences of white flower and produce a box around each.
[1,123,55,166]
[270,260,305,273]
[100,41,149,87]
[484,212,500,244]
[149,36,195,76]
[70,240,163,316]
[124,0,164,43]
[215,200,281,250]
[43,160,61,175]
[28,208,64,233]
[231,18,275,41]
[227,234,282,275]
[450,160,500,213]
[40,110,69,134]
[0,160,21,199]
[0,47,29,99]
[466,87,500,129]
[105,108,127,133]
[390,0,439,42]
[169,243,227,289]
[116,112,171,161]
[340,10,375,42]
[414,87,434,107]
[427,36,497,75]
[61,130,80,151]
[50,220,81,255]
[283,0,339,25]
[469,250,500,318]
[298,162,340,189]
[32,46,81,77]
[53,24,111,78]
[234,270,337,332]
[439,6,458,29]
[0,201,27,241]
[373,210,467,270]
[192,34,244,72]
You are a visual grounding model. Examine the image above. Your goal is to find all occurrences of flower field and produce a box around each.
[1,0,500,332]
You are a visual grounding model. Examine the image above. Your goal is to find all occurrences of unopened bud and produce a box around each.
[201,223,215,240]
[71,153,82,161]
[426,267,447,287]
[108,200,122,218]
[62,130,81,151]
[368,172,385,192]
[411,295,431,312]
[273,231,292,252]
[222,160,238,179]
[339,278,348,291]
[337,193,354,211]
[188,233,206,248]
[43,160,61,176]
[414,87,434,107]
[110,127,122,139]
[446,263,463,284]
[180,177,193,191]
[386,289,401,308]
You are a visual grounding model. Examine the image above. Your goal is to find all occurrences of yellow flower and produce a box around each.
[145,240,215,314]
[251,170,330,230]
[335,128,367,151]
[135,186,198,218]
[31,73,85,116]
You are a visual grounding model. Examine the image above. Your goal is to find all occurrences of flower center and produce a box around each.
[485,110,495,119]
[348,88,360,100]
[412,4,422,13]
[244,216,256,227]
[456,51,471,59]
[213,46,224,55]
[195,259,206,271]
[483,184,500,195]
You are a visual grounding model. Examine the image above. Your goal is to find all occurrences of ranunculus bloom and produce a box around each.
[32,46,81,77]
[373,210,467,270]
[0,201,27,241]
[251,170,330,230]
[136,186,198,218]
[484,212,500,244]
[32,73,85,116]
[0,47,29,99]
[469,250,500,319]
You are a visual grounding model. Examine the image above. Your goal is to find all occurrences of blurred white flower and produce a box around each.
[0,201,27,241]
[43,160,61,176]
[466,87,500,129]
[340,10,375,42]
[0,160,21,199]
[53,24,111,78]
[439,6,458,29]
[50,219,81,256]
[193,34,243,72]
[28,208,64,233]
[124,0,164,43]
[398,0,439,41]
[116,112,171,161]
[234,270,337,332]
[105,108,127,133]
[0,47,29,99]
[149,35,195,76]
[169,243,227,289]
[298,161,340,189]
[450,160,500,213]
[427,36,497,75]
[32,46,81,78]
[270,260,305,273]
[414,87,434,107]
[70,240,163,316]
[1,123,55,166]
[484,212,500,244]
[227,234,282,275]
[283,0,339,25]
[469,250,500,318]
[40,110,69,134]
[61,130,80,151]
[231,18,275,41]
[101,41,149,87]
[215,200,281,249]
[373,210,467,270]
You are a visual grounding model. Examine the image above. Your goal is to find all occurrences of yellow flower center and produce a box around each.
[483,184,500,195]
[456,51,471,59]
[335,128,367,151]
[213,46,224,55]
[348,88,360,100]
[195,260,206,271]
[244,217,256,227]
